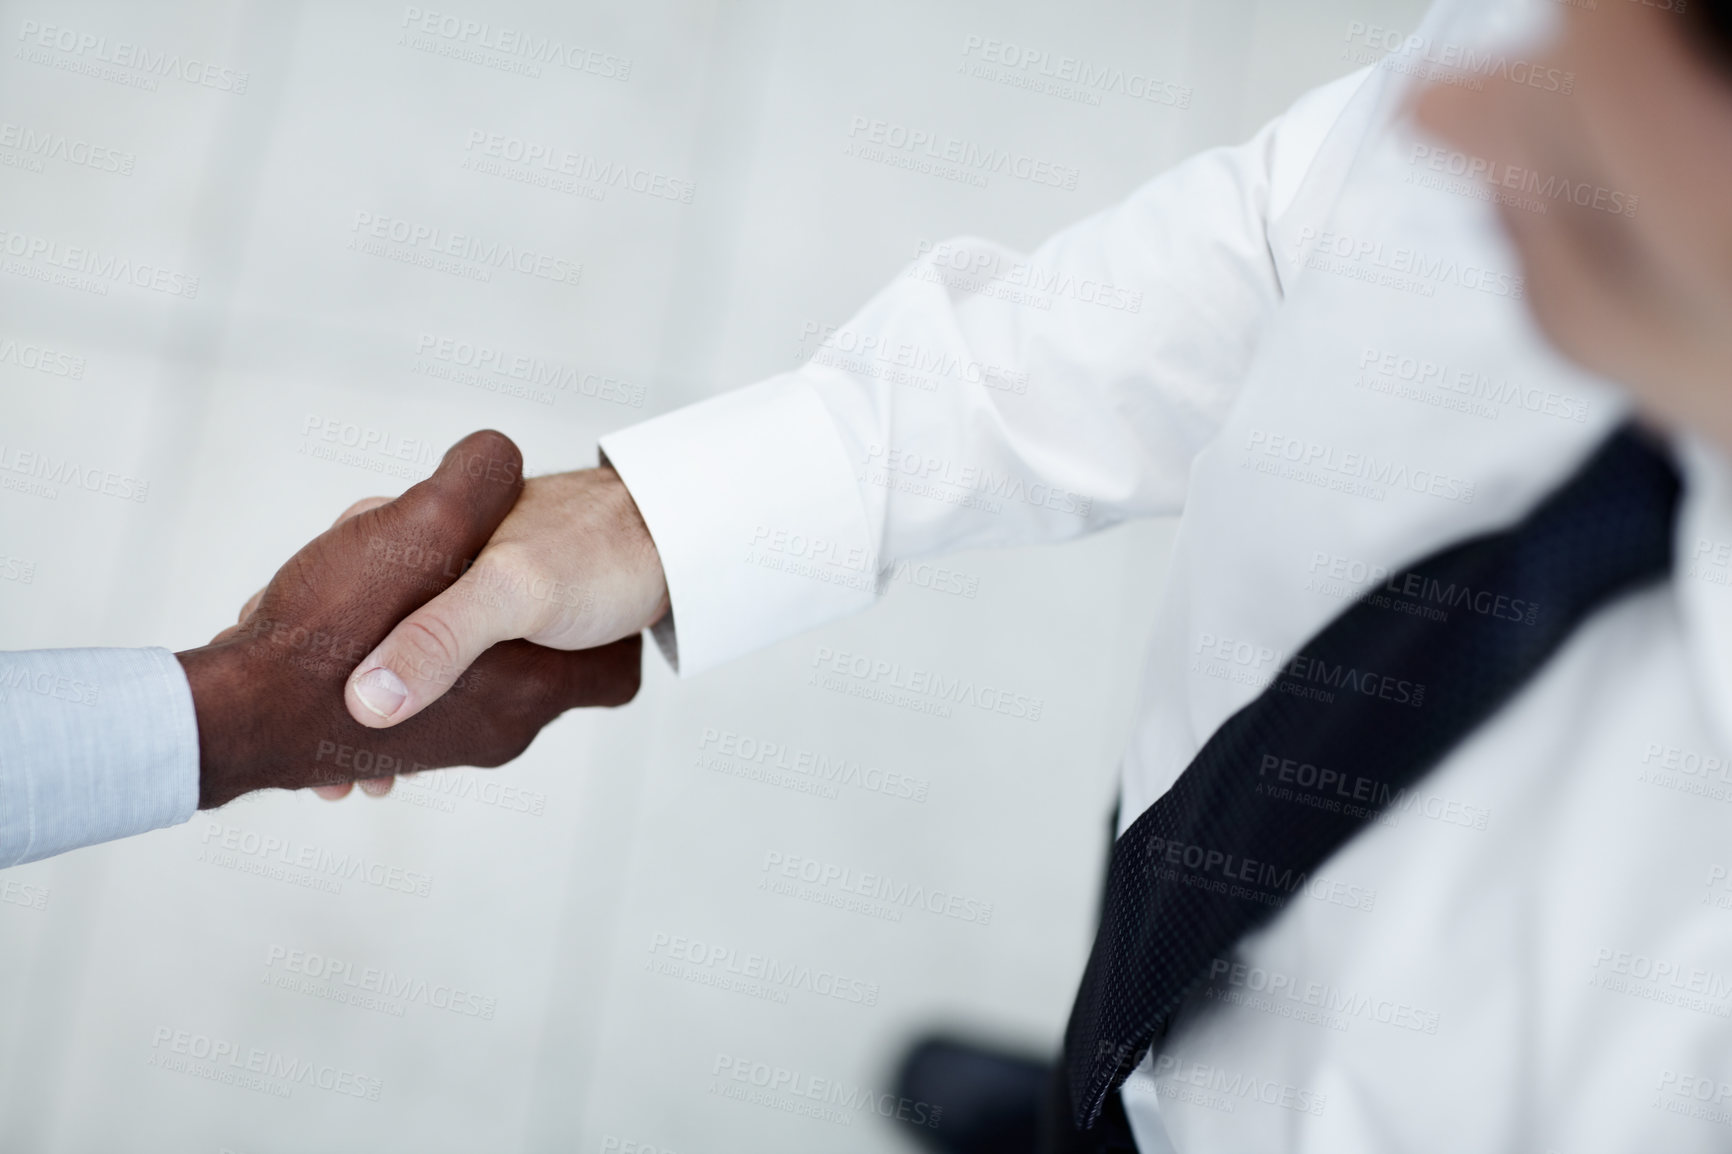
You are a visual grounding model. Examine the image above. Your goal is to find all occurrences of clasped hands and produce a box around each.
[178,430,667,809]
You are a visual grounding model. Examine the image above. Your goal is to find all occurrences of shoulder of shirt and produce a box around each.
[1267,65,1377,224]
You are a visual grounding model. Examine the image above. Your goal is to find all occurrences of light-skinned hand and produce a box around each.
[336,465,668,739]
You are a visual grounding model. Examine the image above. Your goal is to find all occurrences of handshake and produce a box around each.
[178,430,667,809]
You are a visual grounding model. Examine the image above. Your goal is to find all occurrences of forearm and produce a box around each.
[599,75,1366,676]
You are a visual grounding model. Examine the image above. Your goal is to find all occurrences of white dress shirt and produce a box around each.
[603,0,1732,1147]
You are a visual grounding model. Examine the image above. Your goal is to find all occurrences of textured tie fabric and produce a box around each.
[1060,423,1683,1132]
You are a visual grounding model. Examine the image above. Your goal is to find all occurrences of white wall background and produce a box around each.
[0,1,1426,1150]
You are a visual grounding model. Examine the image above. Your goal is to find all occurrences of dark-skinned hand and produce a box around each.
[176,429,641,809]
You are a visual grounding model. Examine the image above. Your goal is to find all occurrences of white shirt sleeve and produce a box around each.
[601,70,1370,677]
[0,648,200,867]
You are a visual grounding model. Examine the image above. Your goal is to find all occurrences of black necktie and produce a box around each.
[1061,423,1683,1131]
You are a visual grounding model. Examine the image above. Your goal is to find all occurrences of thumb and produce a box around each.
[332,428,524,728]
[344,556,540,728]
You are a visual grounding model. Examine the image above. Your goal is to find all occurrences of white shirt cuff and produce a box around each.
[600,374,878,676]
[0,647,200,866]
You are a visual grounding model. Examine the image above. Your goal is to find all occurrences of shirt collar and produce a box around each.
[1670,432,1732,755]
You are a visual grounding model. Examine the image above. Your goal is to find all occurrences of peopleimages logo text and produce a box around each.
[263,945,496,1019]
[0,334,85,378]
[0,227,199,298]
[959,34,1191,108]
[1342,21,1575,94]
[811,645,1044,721]
[1292,226,1524,300]
[0,121,135,174]
[762,850,995,925]
[399,7,631,79]
[913,239,1144,313]
[1143,835,1378,913]
[649,931,881,1006]
[349,211,582,286]
[16,20,250,92]
[846,115,1080,190]
[1407,144,1637,217]
[199,822,432,897]
[149,1027,381,1100]
[1244,428,1475,504]
[0,442,149,502]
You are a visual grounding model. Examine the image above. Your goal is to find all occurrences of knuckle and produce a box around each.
[609,646,643,705]
[411,485,473,535]
[405,466,490,535]
[512,662,566,724]
[477,539,537,584]
[586,636,642,706]
[473,718,533,768]
[470,543,553,622]
[441,431,523,496]
[468,429,522,475]
[469,746,511,769]
[395,611,467,684]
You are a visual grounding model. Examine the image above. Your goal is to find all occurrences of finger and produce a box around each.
[539,632,645,714]
[314,783,354,800]
[332,495,391,529]
[333,430,525,642]
[345,556,542,728]
[358,777,395,797]
[560,632,644,709]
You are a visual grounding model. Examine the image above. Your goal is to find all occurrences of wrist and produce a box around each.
[593,464,670,630]
[176,643,266,808]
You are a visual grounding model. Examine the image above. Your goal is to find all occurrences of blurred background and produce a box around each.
[0,1,1425,1150]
